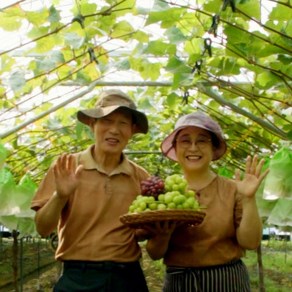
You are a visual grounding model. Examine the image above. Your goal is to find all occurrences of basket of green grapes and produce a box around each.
[120,174,206,228]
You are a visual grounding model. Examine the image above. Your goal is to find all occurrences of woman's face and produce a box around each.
[175,127,214,172]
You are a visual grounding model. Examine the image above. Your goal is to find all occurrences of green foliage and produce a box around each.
[263,147,292,200]
[0,143,8,168]
[0,167,36,234]
[267,199,292,227]
[0,7,23,31]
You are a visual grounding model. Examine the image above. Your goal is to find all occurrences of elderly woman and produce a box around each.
[145,112,269,292]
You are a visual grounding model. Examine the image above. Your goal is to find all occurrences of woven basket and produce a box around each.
[120,209,206,228]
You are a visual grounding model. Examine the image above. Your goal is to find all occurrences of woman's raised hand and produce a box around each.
[234,155,269,198]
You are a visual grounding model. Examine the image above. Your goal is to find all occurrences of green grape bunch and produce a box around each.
[128,174,199,213]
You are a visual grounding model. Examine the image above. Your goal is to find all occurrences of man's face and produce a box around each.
[92,109,134,155]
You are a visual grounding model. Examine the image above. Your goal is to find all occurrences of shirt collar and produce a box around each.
[78,145,133,176]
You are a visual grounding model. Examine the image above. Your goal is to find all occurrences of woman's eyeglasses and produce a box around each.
[175,136,212,149]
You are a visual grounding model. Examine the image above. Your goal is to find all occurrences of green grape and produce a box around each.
[167,202,176,209]
[185,190,195,197]
[158,194,165,202]
[127,174,200,214]
[149,202,158,210]
[157,203,167,210]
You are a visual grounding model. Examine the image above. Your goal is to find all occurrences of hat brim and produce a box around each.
[77,105,148,134]
[161,125,227,161]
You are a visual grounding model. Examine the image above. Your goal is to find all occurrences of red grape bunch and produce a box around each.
[140,176,165,199]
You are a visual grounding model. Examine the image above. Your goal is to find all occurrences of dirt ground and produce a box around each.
[1,241,291,292]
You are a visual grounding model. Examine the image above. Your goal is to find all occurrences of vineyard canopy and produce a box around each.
[0,0,291,234]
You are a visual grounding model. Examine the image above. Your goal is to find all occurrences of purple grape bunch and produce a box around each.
[140,176,165,199]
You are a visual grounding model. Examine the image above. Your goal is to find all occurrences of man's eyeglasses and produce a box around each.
[175,136,212,149]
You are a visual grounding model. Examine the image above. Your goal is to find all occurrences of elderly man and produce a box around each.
[31,90,150,292]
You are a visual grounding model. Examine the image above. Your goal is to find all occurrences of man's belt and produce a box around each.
[63,260,140,270]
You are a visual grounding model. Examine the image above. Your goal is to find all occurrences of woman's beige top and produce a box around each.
[164,176,245,267]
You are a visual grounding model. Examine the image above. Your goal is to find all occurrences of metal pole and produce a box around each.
[19,237,23,292]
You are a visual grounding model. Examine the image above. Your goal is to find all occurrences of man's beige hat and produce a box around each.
[161,112,227,161]
[77,89,148,134]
